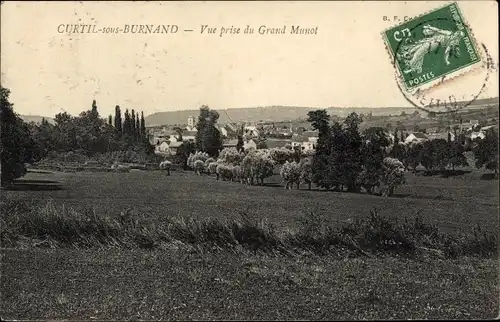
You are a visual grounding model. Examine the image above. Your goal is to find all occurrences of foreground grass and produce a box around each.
[1,248,498,320]
[1,199,497,259]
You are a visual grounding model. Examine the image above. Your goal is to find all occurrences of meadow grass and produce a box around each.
[1,170,498,320]
[1,198,497,259]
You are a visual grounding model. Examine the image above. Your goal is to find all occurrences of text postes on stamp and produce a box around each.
[382,2,482,94]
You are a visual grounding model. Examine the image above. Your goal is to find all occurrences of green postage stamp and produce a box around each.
[382,2,483,92]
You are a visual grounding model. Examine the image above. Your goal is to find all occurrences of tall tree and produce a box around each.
[1,87,35,185]
[448,140,468,171]
[195,105,223,157]
[473,129,498,176]
[236,135,244,152]
[131,109,136,139]
[123,109,131,136]
[114,105,122,134]
[307,110,333,190]
[140,111,146,138]
[340,113,364,191]
[419,139,449,173]
[91,99,98,116]
[108,115,113,126]
[359,127,390,193]
[135,117,140,139]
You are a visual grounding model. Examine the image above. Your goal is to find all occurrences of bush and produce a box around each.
[204,158,215,173]
[208,161,219,175]
[1,200,496,259]
[193,160,205,175]
[216,163,234,181]
[280,161,301,189]
[268,147,295,165]
[218,147,244,166]
[187,151,210,170]
[299,157,313,190]
[380,157,406,197]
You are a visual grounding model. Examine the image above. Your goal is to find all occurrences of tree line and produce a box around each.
[1,86,154,185]
[307,109,498,194]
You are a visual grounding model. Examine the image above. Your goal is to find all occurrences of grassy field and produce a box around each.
[2,249,498,320]
[1,169,499,319]
[2,169,498,234]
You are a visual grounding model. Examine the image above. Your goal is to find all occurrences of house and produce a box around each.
[427,132,456,142]
[301,130,319,144]
[291,133,317,153]
[149,128,178,145]
[222,138,256,150]
[216,125,228,137]
[404,132,429,144]
[225,123,238,133]
[187,116,195,128]
[244,125,260,137]
[244,139,257,150]
[223,139,238,148]
[168,141,183,155]
[265,139,291,149]
[462,120,480,131]
[181,130,197,142]
[155,141,171,154]
[467,125,496,141]
[470,131,486,140]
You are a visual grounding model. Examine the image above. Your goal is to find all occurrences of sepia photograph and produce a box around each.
[1,0,499,320]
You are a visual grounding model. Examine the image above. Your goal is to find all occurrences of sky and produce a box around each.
[1,1,498,118]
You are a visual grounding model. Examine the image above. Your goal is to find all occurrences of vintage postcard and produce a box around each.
[1,1,498,320]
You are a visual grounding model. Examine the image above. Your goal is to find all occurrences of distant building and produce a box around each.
[182,130,197,142]
[427,132,455,142]
[154,141,183,156]
[244,139,257,150]
[291,130,318,152]
[188,116,195,128]
[225,123,238,133]
[168,141,183,155]
[404,132,429,144]
[155,141,171,154]
[222,138,256,150]
[470,131,486,140]
[216,125,228,137]
[222,139,238,148]
[462,120,480,132]
[244,125,260,137]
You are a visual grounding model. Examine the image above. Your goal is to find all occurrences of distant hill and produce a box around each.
[19,97,498,127]
[144,105,422,126]
[20,115,55,124]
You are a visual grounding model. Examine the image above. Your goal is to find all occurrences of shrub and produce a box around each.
[280,161,301,189]
[250,150,275,185]
[208,161,219,175]
[218,147,244,166]
[159,160,171,169]
[299,157,313,190]
[232,165,242,182]
[216,163,234,181]
[193,160,205,175]
[268,147,295,165]
[380,157,406,197]
[204,158,215,173]
[187,151,210,170]
[2,200,495,259]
